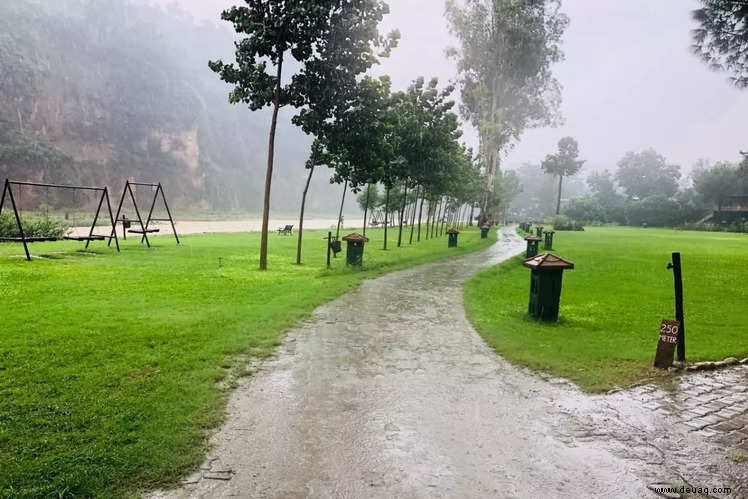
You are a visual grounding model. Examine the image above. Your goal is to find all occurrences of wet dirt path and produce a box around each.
[151,227,745,498]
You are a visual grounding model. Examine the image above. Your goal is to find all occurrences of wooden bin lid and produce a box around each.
[523,252,574,270]
[342,232,369,243]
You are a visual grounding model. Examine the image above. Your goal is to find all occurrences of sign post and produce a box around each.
[667,252,686,363]
[654,319,680,368]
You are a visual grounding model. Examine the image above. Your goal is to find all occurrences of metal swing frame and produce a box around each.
[109,181,179,248]
[0,179,120,261]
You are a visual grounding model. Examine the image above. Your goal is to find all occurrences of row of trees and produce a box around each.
[211,1,483,268]
[305,76,481,261]
[557,150,747,228]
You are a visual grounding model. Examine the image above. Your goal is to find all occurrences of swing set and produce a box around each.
[0,179,119,261]
[109,180,179,248]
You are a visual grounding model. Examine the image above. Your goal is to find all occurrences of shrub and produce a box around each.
[0,212,68,239]
[548,214,584,231]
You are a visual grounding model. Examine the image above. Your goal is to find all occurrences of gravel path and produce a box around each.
[149,227,745,498]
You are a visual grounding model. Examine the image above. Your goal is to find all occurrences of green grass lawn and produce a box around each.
[464,226,748,393]
[0,225,489,498]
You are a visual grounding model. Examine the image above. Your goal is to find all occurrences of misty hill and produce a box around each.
[0,0,344,214]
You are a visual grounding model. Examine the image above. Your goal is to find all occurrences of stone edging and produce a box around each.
[682,357,748,372]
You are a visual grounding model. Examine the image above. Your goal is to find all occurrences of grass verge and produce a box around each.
[0,225,490,497]
[464,226,747,393]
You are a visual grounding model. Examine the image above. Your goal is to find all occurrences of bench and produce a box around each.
[277,224,293,235]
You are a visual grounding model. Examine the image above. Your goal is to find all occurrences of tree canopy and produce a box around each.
[692,0,748,87]
[446,0,568,217]
[210,0,397,269]
[540,136,584,214]
[615,149,681,200]
[692,160,744,209]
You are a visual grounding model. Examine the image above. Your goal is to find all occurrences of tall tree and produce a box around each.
[692,0,748,87]
[615,149,681,200]
[209,0,396,269]
[692,161,742,209]
[540,136,584,214]
[446,0,568,219]
[586,170,626,223]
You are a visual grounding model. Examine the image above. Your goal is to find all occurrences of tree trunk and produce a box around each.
[417,193,425,242]
[555,174,564,215]
[435,198,444,237]
[383,185,390,250]
[409,185,420,244]
[468,203,475,226]
[397,184,407,247]
[336,180,348,240]
[296,165,315,265]
[362,184,370,237]
[259,52,284,270]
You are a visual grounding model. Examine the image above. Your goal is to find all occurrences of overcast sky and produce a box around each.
[152,0,747,175]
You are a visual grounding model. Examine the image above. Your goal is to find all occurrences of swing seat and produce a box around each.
[63,235,106,241]
[127,228,160,234]
[0,236,59,242]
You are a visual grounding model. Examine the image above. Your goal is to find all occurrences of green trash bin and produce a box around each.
[480,225,490,239]
[342,232,369,266]
[524,236,541,258]
[535,225,544,238]
[523,253,574,322]
[447,227,459,247]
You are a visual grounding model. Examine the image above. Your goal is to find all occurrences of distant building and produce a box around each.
[713,195,748,224]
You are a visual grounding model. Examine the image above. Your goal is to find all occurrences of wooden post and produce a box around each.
[327,231,332,269]
[668,252,686,363]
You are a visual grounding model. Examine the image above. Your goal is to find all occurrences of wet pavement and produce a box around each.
[150,227,747,498]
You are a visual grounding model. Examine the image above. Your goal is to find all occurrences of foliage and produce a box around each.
[317,76,398,190]
[0,120,74,182]
[0,0,351,212]
[311,75,478,246]
[692,0,748,87]
[465,227,748,392]
[0,212,69,239]
[446,0,568,213]
[624,194,683,227]
[562,197,605,224]
[615,149,681,200]
[485,169,522,221]
[540,136,584,214]
[585,170,627,224]
[356,184,381,212]
[541,136,584,178]
[209,0,397,268]
[548,214,584,231]
[507,162,587,220]
[692,160,743,209]
[0,227,492,497]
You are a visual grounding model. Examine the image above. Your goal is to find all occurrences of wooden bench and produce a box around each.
[277,224,293,235]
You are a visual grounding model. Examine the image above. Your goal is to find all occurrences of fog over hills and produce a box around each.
[0,0,344,216]
[2,0,746,217]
